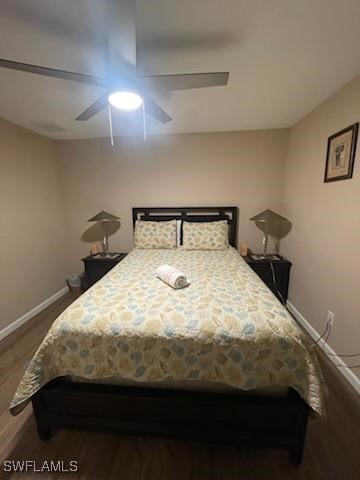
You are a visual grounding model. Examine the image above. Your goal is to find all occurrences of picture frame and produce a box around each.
[324,123,359,182]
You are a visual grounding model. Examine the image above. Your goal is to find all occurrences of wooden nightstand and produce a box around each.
[82,253,127,289]
[243,254,292,303]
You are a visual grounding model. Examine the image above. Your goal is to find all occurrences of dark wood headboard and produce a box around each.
[132,207,238,247]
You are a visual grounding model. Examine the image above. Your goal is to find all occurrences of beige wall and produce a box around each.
[281,76,360,373]
[55,130,288,271]
[0,119,69,330]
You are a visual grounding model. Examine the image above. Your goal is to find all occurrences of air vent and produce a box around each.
[31,121,67,133]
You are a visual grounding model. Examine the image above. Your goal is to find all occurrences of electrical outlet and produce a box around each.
[327,310,335,327]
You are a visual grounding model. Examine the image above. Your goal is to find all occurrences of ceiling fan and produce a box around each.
[0,0,229,139]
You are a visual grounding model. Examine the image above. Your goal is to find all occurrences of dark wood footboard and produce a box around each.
[31,379,308,464]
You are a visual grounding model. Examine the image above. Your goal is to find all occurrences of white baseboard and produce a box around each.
[0,286,68,342]
[287,301,360,395]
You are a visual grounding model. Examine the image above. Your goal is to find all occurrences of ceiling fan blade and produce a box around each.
[75,94,108,121]
[144,95,172,123]
[142,72,229,91]
[0,58,107,87]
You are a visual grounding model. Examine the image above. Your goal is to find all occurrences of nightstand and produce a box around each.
[82,253,127,289]
[243,254,292,303]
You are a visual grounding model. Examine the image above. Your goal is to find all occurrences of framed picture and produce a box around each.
[324,123,359,182]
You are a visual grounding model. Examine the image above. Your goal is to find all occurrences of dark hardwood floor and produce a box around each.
[0,292,359,479]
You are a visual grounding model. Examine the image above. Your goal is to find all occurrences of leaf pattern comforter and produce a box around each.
[10,247,323,415]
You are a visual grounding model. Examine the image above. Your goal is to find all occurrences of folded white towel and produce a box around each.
[156,264,189,289]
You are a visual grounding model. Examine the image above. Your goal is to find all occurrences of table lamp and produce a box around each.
[87,210,120,255]
[250,209,291,258]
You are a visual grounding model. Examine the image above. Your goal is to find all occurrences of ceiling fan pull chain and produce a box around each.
[108,105,114,147]
[142,102,147,142]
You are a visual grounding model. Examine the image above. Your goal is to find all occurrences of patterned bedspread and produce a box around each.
[10,247,324,415]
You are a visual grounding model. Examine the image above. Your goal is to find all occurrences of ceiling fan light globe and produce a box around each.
[108,91,143,111]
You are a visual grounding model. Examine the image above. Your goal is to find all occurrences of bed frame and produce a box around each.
[31,206,309,464]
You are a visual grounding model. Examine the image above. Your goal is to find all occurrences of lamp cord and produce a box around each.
[272,261,360,368]
[268,259,286,307]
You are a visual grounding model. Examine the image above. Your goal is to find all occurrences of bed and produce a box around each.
[10,207,323,464]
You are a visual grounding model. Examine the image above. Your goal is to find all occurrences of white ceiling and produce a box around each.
[0,0,359,139]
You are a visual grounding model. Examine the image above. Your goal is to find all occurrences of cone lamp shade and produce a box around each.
[88,210,120,254]
[250,209,291,256]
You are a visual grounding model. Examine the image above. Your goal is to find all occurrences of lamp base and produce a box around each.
[94,253,121,260]
[250,254,282,261]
